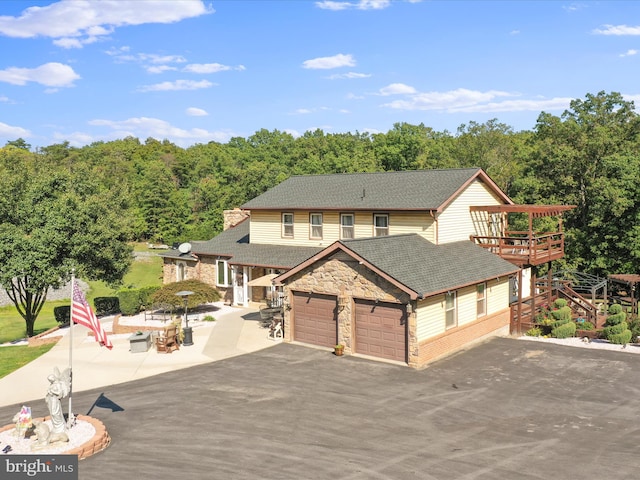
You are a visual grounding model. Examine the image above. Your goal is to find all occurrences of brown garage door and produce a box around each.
[355,300,406,362]
[293,291,337,348]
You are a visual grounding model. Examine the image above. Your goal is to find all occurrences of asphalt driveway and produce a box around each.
[3,337,640,480]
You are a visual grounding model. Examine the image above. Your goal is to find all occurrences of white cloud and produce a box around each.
[620,49,638,57]
[378,83,417,95]
[510,30,520,35]
[316,0,391,11]
[0,62,80,87]
[0,0,212,48]
[186,107,208,116]
[328,72,371,79]
[184,63,229,74]
[593,24,640,35]
[137,79,214,92]
[147,65,178,74]
[379,87,571,113]
[52,130,95,146]
[0,121,31,138]
[303,54,356,70]
[0,95,9,103]
[87,116,233,146]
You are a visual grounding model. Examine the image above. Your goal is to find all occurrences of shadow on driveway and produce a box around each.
[3,337,640,480]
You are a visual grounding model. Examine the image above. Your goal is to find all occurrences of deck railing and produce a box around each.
[471,231,565,266]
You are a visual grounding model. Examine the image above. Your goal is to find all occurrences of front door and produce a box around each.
[233,266,248,306]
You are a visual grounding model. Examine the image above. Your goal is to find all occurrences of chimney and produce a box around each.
[223,208,250,230]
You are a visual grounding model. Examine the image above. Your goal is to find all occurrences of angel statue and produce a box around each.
[45,367,71,435]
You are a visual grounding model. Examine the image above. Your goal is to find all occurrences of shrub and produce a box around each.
[609,330,632,345]
[552,321,576,339]
[550,318,571,329]
[525,327,542,337]
[139,286,161,309]
[202,315,216,322]
[550,306,572,323]
[53,306,71,325]
[605,303,626,326]
[627,316,640,344]
[603,321,629,339]
[575,319,594,331]
[151,279,221,309]
[553,298,568,309]
[94,297,120,316]
[118,289,143,316]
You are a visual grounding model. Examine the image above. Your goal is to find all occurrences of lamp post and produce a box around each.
[175,290,194,346]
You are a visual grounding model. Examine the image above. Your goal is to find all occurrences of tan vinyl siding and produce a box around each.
[416,296,446,341]
[487,277,510,315]
[250,210,434,246]
[415,277,510,342]
[436,180,504,244]
[457,285,477,327]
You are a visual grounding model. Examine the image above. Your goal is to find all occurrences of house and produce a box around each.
[161,168,573,368]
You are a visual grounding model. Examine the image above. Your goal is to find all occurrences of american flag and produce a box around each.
[72,282,113,349]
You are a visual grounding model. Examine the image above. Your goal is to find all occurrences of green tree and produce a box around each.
[0,154,132,336]
[528,91,640,274]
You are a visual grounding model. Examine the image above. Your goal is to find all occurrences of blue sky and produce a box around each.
[1,0,640,149]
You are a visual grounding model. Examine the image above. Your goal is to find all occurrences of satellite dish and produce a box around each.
[178,242,192,254]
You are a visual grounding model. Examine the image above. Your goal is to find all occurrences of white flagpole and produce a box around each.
[68,270,75,427]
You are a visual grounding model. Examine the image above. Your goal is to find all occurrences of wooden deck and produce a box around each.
[471,231,565,267]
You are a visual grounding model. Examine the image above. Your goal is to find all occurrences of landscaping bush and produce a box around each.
[601,304,632,343]
[138,286,161,309]
[551,321,576,339]
[118,289,143,316]
[94,297,120,316]
[575,319,594,331]
[627,315,640,344]
[550,318,571,329]
[603,321,629,338]
[553,298,568,309]
[53,306,70,325]
[608,330,632,345]
[550,303,571,323]
[605,303,626,326]
[151,279,221,309]
[525,327,542,337]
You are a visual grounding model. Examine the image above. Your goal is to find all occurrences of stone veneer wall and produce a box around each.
[223,208,250,230]
[283,255,412,357]
[414,308,510,368]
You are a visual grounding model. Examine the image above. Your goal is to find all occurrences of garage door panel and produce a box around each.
[293,292,337,348]
[355,300,406,363]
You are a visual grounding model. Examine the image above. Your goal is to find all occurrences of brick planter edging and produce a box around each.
[0,414,110,460]
[111,314,161,335]
[28,325,63,347]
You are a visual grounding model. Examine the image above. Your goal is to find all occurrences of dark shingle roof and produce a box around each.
[161,219,322,269]
[342,234,519,297]
[242,168,491,211]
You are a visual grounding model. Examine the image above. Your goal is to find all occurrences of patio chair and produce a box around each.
[155,324,179,353]
[268,315,283,340]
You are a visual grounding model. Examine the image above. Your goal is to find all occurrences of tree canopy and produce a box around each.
[2,90,639,301]
[0,151,132,336]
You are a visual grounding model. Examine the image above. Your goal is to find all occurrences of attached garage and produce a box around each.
[354,299,407,363]
[292,291,337,348]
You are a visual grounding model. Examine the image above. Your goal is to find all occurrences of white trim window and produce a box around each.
[340,213,354,239]
[216,259,232,287]
[445,291,457,329]
[374,213,389,237]
[477,283,486,317]
[310,213,323,239]
[282,212,294,238]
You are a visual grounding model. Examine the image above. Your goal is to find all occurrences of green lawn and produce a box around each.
[0,343,56,379]
[0,247,163,378]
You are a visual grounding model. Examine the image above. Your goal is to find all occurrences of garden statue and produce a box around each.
[45,367,71,438]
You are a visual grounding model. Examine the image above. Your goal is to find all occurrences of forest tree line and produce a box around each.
[3,90,640,279]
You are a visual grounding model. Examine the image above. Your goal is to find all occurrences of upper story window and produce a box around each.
[176,261,186,282]
[374,214,389,237]
[445,291,457,329]
[340,213,354,240]
[282,212,294,238]
[310,213,323,239]
[216,259,232,287]
[477,283,486,317]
